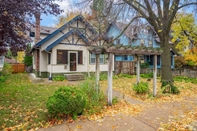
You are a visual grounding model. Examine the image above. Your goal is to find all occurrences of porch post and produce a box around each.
[136,55,140,83]
[153,55,157,97]
[108,53,113,106]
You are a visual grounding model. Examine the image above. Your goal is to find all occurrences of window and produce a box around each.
[157,55,161,66]
[140,39,144,46]
[123,55,128,61]
[57,50,83,64]
[90,54,105,64]
[148,55,161,66]
[48,53,51,64]
[78,51,83,64]
[57,50,68,64]
[149,40,152,47]
[30,32,35,37]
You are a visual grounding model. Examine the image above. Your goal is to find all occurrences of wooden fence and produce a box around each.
[12,64,25,73]
[114,61,197,78]
[114,61,135,75]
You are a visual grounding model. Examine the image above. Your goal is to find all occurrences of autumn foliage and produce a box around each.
[0,0,63,55]
[184,48,197,66]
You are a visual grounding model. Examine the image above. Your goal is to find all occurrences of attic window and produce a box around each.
[140,39,144,46]
[149,40,152,47]
[30,32,35,37]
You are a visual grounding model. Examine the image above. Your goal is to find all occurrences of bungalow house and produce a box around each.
[31,15,111,78]
[107,22,177,68]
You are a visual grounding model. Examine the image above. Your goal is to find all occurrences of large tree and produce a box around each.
[0,0,63,55]
[79,0,197,84]
[172,13,197,54]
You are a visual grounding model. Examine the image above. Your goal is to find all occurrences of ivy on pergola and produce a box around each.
[89,44,163,105]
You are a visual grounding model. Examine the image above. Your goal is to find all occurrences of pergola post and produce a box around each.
[95,54,100,94]
[153,55,157,97]
[136,55,140,84]
[108,53,113,106]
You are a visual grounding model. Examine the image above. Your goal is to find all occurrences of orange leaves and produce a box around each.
[87,100,144,121]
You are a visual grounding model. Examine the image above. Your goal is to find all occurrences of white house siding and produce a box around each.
[32,50,36,69]
[39,51,48,72]
[40,28,69,51]
[44,43,111,74]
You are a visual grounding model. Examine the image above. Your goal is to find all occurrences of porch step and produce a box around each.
[64,74,85,81]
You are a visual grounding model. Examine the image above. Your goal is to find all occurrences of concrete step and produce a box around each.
[64,74,85,81]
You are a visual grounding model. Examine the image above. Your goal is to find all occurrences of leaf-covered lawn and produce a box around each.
[1,73,197,130]
[0,73,65,130]
[100,76,197,103]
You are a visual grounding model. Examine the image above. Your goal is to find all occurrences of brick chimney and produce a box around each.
[35,13,40,44]
[35,13,40,72]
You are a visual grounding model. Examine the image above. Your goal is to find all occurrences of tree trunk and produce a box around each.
[161,36,173,83]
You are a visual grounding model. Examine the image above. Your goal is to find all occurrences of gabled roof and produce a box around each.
[109,22,157,40]
[35,15,96,48]
[45,29,90,51]
[31,26,57,35]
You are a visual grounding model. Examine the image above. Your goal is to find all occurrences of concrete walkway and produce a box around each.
[28,74,197,131]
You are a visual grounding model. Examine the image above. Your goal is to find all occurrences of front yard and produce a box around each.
[0,73,197,130]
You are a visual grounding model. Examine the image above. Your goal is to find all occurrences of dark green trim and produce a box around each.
[40,72,48,78]
[33,70,40,77]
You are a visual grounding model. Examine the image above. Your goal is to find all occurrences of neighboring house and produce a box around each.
[0,56,4,71]
[31,15,111,78]
[107,22,177,68]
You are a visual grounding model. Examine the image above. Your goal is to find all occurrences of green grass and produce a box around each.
[0,73,63,130]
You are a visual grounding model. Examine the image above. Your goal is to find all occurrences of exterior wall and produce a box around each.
[39,51,48,72]
[40,28,69,51]
[44,44,111,75]
[107,25,130,45]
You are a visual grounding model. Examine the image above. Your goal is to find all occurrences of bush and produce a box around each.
[161,81,180,94]
[46,86,87,119]
[79,80,106,114]
[23,55,32,67]
[140,72,153,78]
[52,75,65,81]
[174,56,187,68]
[100,73,107,81]
[133,82,149,94]
[118,73,133,78]
[0,63,13,76]
[140,62,150,68]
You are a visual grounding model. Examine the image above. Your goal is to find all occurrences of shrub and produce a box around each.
[112,96,119,105]
[140,72,153,78]
[140,62,150,68]
[23,55,32,67]
[174,56,187,68]
[52,75,65,81]
[79,80,106,115]
[100,73,107,81]
[1,63,13,76]
[161,81,180,94]
[46,86,87,119]
[133,82,149,94]
[118,73,133,78]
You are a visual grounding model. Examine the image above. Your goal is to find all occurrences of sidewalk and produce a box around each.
[28,74,197,131]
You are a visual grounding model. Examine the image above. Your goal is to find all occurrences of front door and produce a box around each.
[69,52,77,71]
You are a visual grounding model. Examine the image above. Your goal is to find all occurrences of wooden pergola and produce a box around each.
[89,44,163,105]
